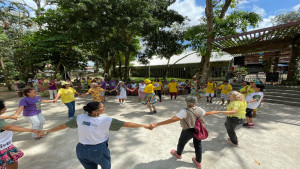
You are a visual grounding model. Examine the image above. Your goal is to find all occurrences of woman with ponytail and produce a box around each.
[41,102,149,169]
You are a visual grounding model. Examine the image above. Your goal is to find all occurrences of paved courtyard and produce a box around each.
[3,94,300,169]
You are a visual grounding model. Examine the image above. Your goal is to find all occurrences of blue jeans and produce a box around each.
[76,141,111,169]
[65,101,75,119]
[177,129,202,163]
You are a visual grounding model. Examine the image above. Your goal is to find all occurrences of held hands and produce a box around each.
[12,115,18,120]
[32,129,44,137]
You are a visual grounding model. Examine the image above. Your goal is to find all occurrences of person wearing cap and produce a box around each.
[110,81,133,106]
[243,84,264,127]
[142,79,157,114]
[39,102,150,169]
[54,81,82,119]
[190,75,201,99]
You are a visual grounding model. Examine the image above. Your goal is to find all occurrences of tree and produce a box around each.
[272,8,300,25]
[186,0,261,83]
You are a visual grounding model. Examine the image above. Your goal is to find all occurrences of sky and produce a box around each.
[169,0,300,29]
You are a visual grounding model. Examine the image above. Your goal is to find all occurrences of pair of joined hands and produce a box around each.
[143,123,158,130]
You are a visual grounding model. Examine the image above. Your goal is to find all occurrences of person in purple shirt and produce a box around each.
[99,77,107,103]
[109,78,117,96]
[48,79,57,100]
[13,88,54,140]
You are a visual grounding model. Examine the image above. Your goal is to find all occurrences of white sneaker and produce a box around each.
[119,103,122,106]
[122,102,125,105]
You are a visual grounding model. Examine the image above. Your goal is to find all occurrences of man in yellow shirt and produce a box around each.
[165,79,180,100]
[216,80,232,105]
[205,79,216,103]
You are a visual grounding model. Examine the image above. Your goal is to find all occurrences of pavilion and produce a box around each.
[211,20,300,82]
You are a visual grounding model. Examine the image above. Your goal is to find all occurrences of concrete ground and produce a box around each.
[3,93,300,169]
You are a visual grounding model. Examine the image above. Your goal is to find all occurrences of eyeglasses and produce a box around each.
[96,106,106,111]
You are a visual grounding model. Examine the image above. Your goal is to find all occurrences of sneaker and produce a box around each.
[242,123,248,126]
[192,156,202,169]
[153,110,157,114]
[119,103,122,106]
[171,149,182,159]
[210,100,212,103]
[225,139,238,147]
[248,123,255,127]
[147,112,155,115]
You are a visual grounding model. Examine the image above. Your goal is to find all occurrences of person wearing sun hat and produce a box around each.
[54,81,82,119]
[142,79,157,115]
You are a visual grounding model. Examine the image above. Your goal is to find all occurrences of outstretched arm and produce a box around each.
[0,116,15,120]
[44,123,68,135]
[2,124,40,135]
[219,108,237,115]
[12,106,24,120]
[122,122,149,128]
[150,116,180,129]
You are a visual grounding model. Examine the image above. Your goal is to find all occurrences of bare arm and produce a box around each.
[3,124,37,133]
[219,108,237,115]
[42,99,54,103]
[13,106,24,119]
[46,123,68,134]
[110,86,117,92]
[150,116,181,129]
[54,93,61,101]
[0,116,15,120]
[122,122,148,128]
[204,111,219,116]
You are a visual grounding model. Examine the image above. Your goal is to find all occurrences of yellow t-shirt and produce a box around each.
[226,100,247,119]
[152,81,163,90]
[144,84,154,93]
[88,87,103,102]
[87,80,92,86]
[205,82,216,93]
[218,84,232,94]
[80,80,86,85]
[168,82,178,93]
[58,87,76,103]
[240,85,249,97]
[247,86,255,95]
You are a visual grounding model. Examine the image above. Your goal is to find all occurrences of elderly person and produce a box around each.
[190,75,201,99]
[110,81,133,106]
[217,91,247,146]
[54,81,82,119]
[142,79,157,115]
[81,83,109,102]
[40,102,149,169]
[12,88,54,140]
[99,77,107,103]
[149,95,219,169]
[0,100,42,169]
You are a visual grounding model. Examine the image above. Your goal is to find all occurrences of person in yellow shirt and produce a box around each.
[54,81,82,119]
[152,77,163,102]
[142,79,157,115]
[165,79,180,100]
[215,80,232,105]
[217,91,246,146]
[205,79,216,103]
[80,78,86,90]
[87,77,92,89]
[239,81,250,98]
[81,83,109,102]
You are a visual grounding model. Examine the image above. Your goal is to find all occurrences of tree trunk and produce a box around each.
[0,56,12,90]
[94,61,99,73]
[287,39,298,81]
[118,52,122,80]
[200,0,214,84]
[112,55,117,77]
[163,58,171,79]
[53,44,74,80]
[124,52,130,81]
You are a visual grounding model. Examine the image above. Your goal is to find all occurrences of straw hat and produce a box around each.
[61,81,70,86]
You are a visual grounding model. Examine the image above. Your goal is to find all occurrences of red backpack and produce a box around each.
[186,109,209,140]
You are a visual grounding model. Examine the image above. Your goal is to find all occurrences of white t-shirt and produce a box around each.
[176,107,206,119]
[131,84,137,88]
[66,114,125,145]
[245,92,264,109]
[138,84,146,92]
[0,119,13,150]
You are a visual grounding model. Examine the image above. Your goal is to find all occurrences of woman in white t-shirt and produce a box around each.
[41,102,149,169]
[0,100,41,169]
[148,95,219,169]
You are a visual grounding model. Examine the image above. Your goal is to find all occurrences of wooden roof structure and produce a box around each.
[211,21,300,56]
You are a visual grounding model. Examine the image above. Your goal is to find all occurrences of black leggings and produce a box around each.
[155,90,162,101]
[177,129,202,163]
